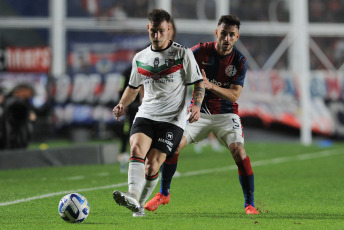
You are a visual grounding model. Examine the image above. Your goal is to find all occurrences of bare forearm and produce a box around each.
[193,81,205,107]
[208,84,241,103]
[202,71,241,103]
[119,86,140,107]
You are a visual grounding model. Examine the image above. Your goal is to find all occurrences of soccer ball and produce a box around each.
[58,193,90,223]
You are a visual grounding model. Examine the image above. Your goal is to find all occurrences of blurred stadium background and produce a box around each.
[0,0,343,169]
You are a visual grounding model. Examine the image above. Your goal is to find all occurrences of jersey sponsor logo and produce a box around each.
[152,75,160,80]
[136,58,184,78]
[143,75,174,83]
[225,65,237,77]
[209,78,231,87]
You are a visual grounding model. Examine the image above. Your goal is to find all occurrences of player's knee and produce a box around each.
[130,144,144,158]
[229,142,246,161]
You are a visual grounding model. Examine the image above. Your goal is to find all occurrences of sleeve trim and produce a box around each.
[186,79,203,86]
[128,84,142,89]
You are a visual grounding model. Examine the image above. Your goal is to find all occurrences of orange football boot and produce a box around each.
[144,193,170,211]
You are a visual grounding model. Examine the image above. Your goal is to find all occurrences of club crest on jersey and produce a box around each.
[165,59,175,67]
[225,65,237,77]
[154,57,159,68]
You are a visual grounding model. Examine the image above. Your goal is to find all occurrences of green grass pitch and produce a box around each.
[0,142,343,229]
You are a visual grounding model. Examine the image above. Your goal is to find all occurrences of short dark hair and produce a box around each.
[148,9,171,26]
[218,15,241,30]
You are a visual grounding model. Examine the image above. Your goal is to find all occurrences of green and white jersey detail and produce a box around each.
[129,41,202,129]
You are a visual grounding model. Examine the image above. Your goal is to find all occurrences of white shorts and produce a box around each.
[184,113,244,147]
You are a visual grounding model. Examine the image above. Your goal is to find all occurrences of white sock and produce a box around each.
[128,161,145,201]
[139,176,159,207]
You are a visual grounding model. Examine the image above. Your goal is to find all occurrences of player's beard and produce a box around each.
[152,39,169,50]
[152,40,162,49]
[220,42,233,53]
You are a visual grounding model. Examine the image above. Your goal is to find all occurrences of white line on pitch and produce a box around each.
[0,149,341,207]
[180,149,340,177]
[65,172,110,181]
[0,182,127,207]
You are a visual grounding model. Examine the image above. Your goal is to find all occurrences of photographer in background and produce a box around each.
[0,84,36,150]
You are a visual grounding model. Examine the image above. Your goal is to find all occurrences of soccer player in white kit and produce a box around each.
[112,9,205,217]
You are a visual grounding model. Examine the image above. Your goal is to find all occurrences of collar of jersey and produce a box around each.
[150,40,173,52]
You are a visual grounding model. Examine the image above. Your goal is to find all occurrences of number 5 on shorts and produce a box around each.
[232,118,240,129]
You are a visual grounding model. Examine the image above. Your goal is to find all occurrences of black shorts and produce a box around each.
[130,117,184,156]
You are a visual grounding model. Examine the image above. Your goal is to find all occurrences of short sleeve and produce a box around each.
[232,56,247,87]
[183,48,202,85]
[128,55,143,88]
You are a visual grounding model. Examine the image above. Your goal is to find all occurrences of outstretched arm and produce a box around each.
[113,86,141,121]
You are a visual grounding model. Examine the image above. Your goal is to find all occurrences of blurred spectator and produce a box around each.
[0,84,36,150]
[230,0,289,22]
[0,87,5,118]
[309,0,325,22]
[102,2,127,20]
[240,36,288,70]
[68,0,344,71]
[333,39,344,68]
[77,0,148,19]
[312,37,344,70]
[309,0,344,22]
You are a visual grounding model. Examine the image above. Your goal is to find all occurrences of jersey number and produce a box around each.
[232,118,240,129]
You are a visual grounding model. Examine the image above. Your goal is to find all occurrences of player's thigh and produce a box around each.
[213,114,244,147]
[184,115,212,144]
[150,121,184,157]
[129,117,154,158]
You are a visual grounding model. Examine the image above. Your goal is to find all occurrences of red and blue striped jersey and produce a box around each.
[190,41,247,115]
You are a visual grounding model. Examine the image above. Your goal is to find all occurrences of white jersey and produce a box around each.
[129,41,202,129]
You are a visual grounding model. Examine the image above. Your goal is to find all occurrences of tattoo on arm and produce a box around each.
[194,86,205,107]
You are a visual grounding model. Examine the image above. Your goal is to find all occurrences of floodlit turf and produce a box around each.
[0,142,343,229]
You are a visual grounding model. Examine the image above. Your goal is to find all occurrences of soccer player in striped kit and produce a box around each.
[145,15,259,215]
